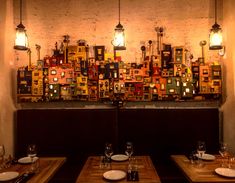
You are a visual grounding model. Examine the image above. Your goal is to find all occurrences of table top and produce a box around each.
[76,155,161,183]
[0,157,66,183]
[171,155,235,183]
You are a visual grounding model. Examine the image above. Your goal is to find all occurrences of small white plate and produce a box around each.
[111,154,129,161]
[0,171,19,181]
[18,156,39,164]
[103,170,126,181]
[215,168,235,178]
[196,153,215,161]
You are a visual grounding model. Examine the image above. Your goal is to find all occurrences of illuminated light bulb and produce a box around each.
[209,28,223,50]
[209,0,223,50]
[112,23,126,50]
[112,0,126,51]
[14,23,28,50]
[14,0,28,51]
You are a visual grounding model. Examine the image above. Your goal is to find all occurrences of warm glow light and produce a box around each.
[112,0,126,51]
[14,0,28,51]
[113,29,125,47]
[14,24,28,50]
[209,25,222,50]
[113,23,126,50]
[209,0,223,50]
[114,32,125,47]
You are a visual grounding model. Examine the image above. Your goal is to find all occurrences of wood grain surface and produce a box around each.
[76,155,161,183]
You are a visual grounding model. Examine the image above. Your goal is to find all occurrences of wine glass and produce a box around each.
[219,142,229,167]
[125,142,134,161]
[27,144,37,163]
[197,141,206,166]
[104,143,113,160]
[0,145,5,169]
[0,145,5,159]
[104,143,113,168]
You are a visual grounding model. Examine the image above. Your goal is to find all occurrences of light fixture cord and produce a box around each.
[20,0,22,23]
[214,0,217,23]
[118,0,120,23]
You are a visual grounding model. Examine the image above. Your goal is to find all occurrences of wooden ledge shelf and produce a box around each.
[16,100,221,109]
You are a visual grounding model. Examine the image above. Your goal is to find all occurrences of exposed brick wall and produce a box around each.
[13,0,217,65]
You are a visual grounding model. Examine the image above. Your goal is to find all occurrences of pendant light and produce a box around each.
[209,0,222,50]
[14,0,28,51]
[112,0,126,50]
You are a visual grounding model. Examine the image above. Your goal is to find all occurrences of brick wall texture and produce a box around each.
[13,0,216,65]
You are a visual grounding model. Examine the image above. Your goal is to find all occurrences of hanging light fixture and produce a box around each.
[14,0,28,50]
[209,0,222,50]
[112,0,126,50]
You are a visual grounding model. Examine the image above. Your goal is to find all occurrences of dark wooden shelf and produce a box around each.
[15,100,221,109]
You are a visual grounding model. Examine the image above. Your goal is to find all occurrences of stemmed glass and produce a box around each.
[27,144,39,172]
[0,145,5,169]
[219,142,229,167]
[125,142,134,161]
[197,141,206,166]
[27,144,37,163]
[104,143,113,162]
[0,145,5,159]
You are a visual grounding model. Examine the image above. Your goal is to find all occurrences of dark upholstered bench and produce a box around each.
[14,108,220,182]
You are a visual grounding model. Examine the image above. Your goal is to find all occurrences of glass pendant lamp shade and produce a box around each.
[113,22,126,50]
[209,23,222,50]
[14,0,28,51]
[209,0,223,50]
[112,0,126,50]
[14,23,28,50]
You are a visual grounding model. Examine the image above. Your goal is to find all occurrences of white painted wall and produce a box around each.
[1,0,234,155]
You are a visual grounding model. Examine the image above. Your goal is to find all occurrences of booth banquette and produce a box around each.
[14,107,220,183]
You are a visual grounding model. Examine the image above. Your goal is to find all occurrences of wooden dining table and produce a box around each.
[76,155,161,183]
[0,157,66,183]
[171,155,235,183]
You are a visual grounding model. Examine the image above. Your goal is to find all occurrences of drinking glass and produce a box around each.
[104,143,113,160]
[197,141,206,166]
[189,150,197,164]
[0,145,5,169]
[27,144,39,172]
[27,144,37,163]
[228,156,235,169]
[0,145,5,159]
[125,142,134,161]
[104,143,113,168]
[219,142,229,167]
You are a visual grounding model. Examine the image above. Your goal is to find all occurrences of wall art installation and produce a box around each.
[17,35,222,104]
